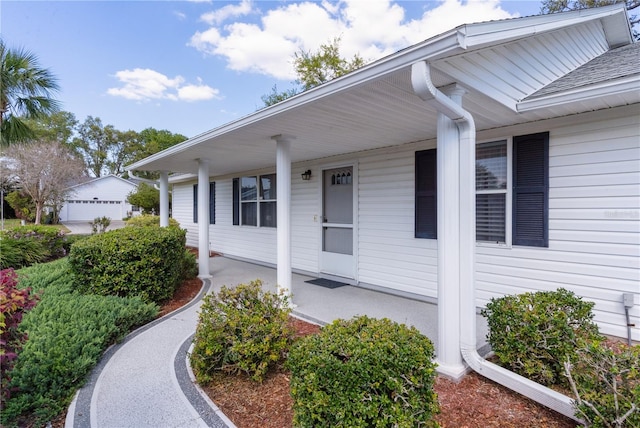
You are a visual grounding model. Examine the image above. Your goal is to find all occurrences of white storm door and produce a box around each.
[320,166,354,279]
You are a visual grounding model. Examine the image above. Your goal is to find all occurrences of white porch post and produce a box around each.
[159,171,169,227]
[197,159,211,278]
[436,85,468,378]
[272,135,293,301]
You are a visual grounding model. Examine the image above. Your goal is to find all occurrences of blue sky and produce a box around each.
[2,0,544,138]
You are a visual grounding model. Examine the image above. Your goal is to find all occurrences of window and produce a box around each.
[415,149,437,239]
[193,182,216,224]
[476,141,508,243]
[475,132,548,247]
[414,132,548,247]
[233,174,277,227]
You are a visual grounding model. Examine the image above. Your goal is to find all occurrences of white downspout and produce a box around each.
[411,61,578,421]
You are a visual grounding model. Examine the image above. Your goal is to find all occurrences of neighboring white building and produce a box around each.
[128,4,639,403]
[59,175,139,222]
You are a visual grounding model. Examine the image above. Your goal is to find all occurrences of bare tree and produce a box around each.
[6,139,86,224]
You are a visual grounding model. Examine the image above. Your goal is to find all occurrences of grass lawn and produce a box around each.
[1,219,70,233]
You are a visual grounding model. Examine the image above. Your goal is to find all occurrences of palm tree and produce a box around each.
[1,39,60,145]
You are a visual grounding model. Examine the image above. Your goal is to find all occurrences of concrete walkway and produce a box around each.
[66,256,489,427]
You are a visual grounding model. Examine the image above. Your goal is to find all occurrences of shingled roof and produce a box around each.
[526,42,640,99]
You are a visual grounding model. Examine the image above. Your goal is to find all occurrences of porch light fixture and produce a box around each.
[301,170,312,181]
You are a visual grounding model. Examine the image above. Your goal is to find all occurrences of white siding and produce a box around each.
[171,184,198,247]
[476,111,640,340]
[357,145,438,297]
[172,107,639,341]
[175,178,278,264]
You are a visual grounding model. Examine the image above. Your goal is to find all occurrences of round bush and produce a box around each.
[68,226,187,304]
[125,214,180,228]
[287,316,439,428]
[190,280,293,383]
[481,288,603,386]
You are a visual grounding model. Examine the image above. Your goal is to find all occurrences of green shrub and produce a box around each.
[89,216,111,233]
[126,214,180,228]
[481,288,603,386]
[0,269,39,408]
[565,342,640,427]
[0,236,48,270]
[5,225,66,260]
[190,280,293,383]
[181,249,198,279]
[0,225,68,269]
[61,233,90,254]
[1,260,157,427]
[287,316,439,427]
[68,226,187,304]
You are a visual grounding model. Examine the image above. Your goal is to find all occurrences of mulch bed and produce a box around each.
[201,317,577,428]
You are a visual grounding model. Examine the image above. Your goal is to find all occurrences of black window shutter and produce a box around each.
[415,149,437,239]
[512,132,549,247]
[209,182,215,225]
[193,184,198,223]
[232,178,240,225]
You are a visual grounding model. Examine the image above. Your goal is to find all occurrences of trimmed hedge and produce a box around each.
[125,214,181,228]
[1,260,157,427]
[481,288,603,386]
[68,226,188,304]
[287,316,440,427]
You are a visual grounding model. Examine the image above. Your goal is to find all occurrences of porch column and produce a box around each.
[272,135,294,301]
[197,159,211,278]
[159,171,169,227]
[436,85,467,378]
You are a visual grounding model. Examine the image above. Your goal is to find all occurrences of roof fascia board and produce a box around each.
[68,174,134,189]
[461,3,630,49]
[517,75,640,111]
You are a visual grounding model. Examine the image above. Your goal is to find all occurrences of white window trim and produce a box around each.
[238,173,277,228]
[475,137,513,248]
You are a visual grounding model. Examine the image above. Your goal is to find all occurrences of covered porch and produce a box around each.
[206,255,490,356]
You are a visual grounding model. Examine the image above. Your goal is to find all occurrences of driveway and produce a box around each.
[62,220,127,234]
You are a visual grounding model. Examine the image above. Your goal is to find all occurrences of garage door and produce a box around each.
[63,200,124,221]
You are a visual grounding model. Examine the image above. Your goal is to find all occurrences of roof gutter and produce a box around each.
[126,169,162,192]
[411,60,580,422]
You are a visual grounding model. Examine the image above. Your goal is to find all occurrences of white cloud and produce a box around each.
[200,0,253,25]
[178,80,222,102]
[107,68,220,102]
[189,0,517,80]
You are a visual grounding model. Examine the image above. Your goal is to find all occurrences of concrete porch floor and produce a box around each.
[209,256,490,354]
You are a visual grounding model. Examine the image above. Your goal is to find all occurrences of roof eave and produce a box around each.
[126,29,466,172]
[517,75,640,112]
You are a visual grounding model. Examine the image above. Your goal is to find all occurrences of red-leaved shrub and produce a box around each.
[0,268,39,407]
